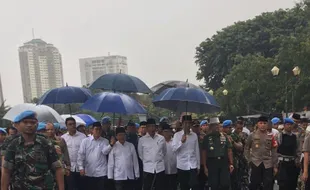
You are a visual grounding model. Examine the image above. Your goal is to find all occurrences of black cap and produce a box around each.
[116,127,126,135]
[182,115,192,121]
[292,113,301,120]
[258,116,268,122]
[140,121,147,126]
[127,121,135,127]
[93,122,102,127]
[162,123,172,131]
[147,118,156,125]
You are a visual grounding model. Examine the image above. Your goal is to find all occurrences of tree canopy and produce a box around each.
[195,1,310,116]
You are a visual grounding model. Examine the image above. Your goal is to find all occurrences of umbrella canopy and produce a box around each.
[151,80,201,94]
[3,103,64,123]
[60,115,86,127]
[76,114,97,126]
[89,73,152,94]
[37,86,92,104]
[152,87,220,114]
[81,92,147,115]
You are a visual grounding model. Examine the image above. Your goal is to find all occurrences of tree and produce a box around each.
[0,101,11,128]
[195,2,309,91]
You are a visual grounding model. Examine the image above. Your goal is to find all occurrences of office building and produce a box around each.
[79,55,128,86]
[19,39,64,102]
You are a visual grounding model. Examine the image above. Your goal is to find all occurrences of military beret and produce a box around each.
[101,116,111,124]
[284,118,294,124]
[222,120,232,128]
[116,127,126,135]
[53,123,60,129]
[147,118,156,125]
[258,116,268,122]
[37,122,47,131]
[200,120,208,126]
[13,110,37,123]
[271,117,281,125]
[0,128,7,134]
[135,123,140,128]
[182,115,192,122]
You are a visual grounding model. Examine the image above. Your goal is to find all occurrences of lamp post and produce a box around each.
[271,66,301,117]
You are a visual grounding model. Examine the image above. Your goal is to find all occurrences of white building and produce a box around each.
[19,39,64,102]
[79,55,128,86]
[0,74,4,106]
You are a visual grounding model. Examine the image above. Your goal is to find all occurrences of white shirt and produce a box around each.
[108,141,140,180]
[269,128,279,137]
[62,131,86,172]
[164,140,177,174]
[172,130,200,170]
[77,136,112,177]
[138,133,166,173]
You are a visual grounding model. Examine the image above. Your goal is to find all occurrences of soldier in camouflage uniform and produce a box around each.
[1,110,64,190]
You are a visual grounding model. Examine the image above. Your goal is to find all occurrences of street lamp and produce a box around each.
[271,65,301,116]
[208,90,214,95]
[223,89,228,96]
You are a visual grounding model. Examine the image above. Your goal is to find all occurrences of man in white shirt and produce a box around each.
[108,127,139,190]
[77,121,115,190]
[172,115,200,190]
[162,123,177,190]
[138,118,166,190]
[61,117,86,190]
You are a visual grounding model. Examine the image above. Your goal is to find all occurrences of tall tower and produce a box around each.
[19,39,64,102]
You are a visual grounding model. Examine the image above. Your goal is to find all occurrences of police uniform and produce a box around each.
[244,116,278,190]
[202,118,233,190]
[277,118,300,190]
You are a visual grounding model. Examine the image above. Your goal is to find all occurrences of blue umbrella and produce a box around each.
[152,87,220,114]
[81,92,147,115]
[89,73,152,94]
[76,114,97,126]
[38,85,92,105]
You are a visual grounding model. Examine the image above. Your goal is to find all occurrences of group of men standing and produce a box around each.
[2,110,310,190]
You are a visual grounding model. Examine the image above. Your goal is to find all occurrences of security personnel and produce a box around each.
[202,117,234,190]
[245,116,278,190]
[277,118,300,190]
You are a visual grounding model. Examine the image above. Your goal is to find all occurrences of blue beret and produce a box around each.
[284,118,294,124]
[160,117,168,123]
[53,123,60,129]
[13,110,37,123]
[101,116,111,124]
[271,117,280,124]
[0,128,7,134]
[200,120,208,126]
[135,123,140,128]
[37,122,47,131]
[223,120,232,128]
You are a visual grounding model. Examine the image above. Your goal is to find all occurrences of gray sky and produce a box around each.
[0,0,296,106]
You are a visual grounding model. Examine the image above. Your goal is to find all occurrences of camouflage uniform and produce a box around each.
[3,134,61,190]
[50,136,71,174]
[230,132,249,190]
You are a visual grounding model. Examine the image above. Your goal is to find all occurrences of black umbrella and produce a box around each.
[151,80,201,95]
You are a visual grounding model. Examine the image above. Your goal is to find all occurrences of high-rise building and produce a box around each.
[0,74,4,106]
[79,55,128,86]
[19,39,64,102]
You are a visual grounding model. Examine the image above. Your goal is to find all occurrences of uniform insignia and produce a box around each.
[255,144,259,148]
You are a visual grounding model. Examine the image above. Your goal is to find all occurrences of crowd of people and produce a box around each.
[1,110,310,190]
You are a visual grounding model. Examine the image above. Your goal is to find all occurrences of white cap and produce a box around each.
[209,117,220,124]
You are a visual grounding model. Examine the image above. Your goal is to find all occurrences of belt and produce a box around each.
[279,157,295,162]
[209,157,225,160]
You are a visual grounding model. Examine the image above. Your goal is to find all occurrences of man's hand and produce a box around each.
[302,171,308,182]
[181,134,187,143]
[80,169,86,176]
[65,169,70,176]
[110,136,116,146]
[229,165,234,173]
[55,146,62,155]
[273,167,278,176]
[204,166,208,176]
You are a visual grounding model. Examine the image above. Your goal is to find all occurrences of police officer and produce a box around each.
[245,116,278,190]
[277,118,300,190]
[202,117,234,190]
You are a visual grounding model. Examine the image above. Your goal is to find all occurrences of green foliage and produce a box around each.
[196,1,310,116]
[0,101,11,128]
